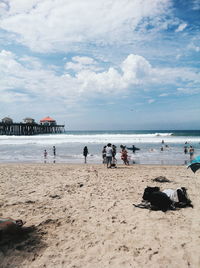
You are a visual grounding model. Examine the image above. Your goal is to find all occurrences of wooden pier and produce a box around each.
[0,122,65,136]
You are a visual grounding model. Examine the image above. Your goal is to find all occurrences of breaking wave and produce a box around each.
[0,132,199,146]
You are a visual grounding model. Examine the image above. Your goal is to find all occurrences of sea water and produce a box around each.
[0,130,200,165]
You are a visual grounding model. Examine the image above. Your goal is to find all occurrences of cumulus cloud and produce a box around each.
[75,54,153,93]
[0,0,173,52]
[121,54,152,84]
[0,50,77,99]
[0,50,199,104]
[65,56,101,72]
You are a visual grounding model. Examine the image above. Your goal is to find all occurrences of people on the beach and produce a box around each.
[105,143,113,168]
[121,147,129,165]
[83,146,89,163]
[53,146,56,157]
[112,144,117,161]
[102,146,107,164]
[44,149,47,163]
[0,217,24,233]
[111,144,117,168]
[127,145,140,153]
[189,146,194,161]
[184,145,188,154]
[44,150,47,158]
[120,144,126,150]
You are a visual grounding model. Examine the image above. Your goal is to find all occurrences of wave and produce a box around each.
[0,132,199,145]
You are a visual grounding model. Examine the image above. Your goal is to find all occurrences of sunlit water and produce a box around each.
[0,130,200,165]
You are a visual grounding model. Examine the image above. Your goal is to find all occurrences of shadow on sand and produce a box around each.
[0,225,46,268]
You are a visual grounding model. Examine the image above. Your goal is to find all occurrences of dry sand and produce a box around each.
[0,163,200,268]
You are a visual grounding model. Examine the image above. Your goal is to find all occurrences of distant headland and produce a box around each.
[0,116,65,136]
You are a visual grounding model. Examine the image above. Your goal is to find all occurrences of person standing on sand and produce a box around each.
[112,144,117,161]
[83,146,89,163]
[102,145,107,164]
[105,143,113,168]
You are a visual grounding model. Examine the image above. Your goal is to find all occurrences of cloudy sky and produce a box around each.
[0,0,200,130]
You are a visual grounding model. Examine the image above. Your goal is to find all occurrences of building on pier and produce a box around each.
[40,116,56,126]
[0,116,65,136]
[23,117,35,124]
[2,117,13,124]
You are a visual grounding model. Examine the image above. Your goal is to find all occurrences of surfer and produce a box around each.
[127,145,140,153]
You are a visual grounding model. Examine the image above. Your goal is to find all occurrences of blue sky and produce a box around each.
[0,0,199,130]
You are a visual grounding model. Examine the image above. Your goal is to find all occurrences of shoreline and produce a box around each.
[0,130,199,167]
[0,162,189,168]
[1,163,199,268]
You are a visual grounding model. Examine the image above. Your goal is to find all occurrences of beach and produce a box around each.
[1,163,200,268]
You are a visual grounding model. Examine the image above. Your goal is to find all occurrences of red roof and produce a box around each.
[40,116,56,122]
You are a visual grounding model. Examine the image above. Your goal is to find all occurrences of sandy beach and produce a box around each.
[0,163,200,268]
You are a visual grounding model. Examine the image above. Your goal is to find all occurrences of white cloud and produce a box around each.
[1,50,199,105]
[121,54,152,85]
[175,23,187,32]
[76,68,124,94]
[192,0,200,10]
[0,2,8,16]
[2,0,41,14]
[159,93,169,97]
[188,42,200,52]
[76,54,153,93]
[177,87,200,95]
[152,67,200,86]
[0,92,30,103]
[148,99,155,104]
[72,56,96,65]
[0,0,172,52]
[65,56,101,72]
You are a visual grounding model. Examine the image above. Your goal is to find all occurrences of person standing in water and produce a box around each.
[53,146,56,156]
[44,149,47,163]
[120,147,129,165]
[189,146,194,161]
[184,145,188,154]
[52,146,56,163]
[83,146,89,163]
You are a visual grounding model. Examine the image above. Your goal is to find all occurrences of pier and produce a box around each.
[0,116,65,136]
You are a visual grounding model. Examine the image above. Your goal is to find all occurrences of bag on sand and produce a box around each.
[110,158,117,168]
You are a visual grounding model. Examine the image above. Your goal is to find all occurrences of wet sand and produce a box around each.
[0,163,200,268]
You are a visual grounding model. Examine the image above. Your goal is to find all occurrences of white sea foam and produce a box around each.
[0,132,199,145]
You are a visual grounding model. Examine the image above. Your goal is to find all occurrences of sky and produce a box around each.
[0,0,200,130]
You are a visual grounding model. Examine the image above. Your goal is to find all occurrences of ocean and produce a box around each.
[0,130,200,165]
